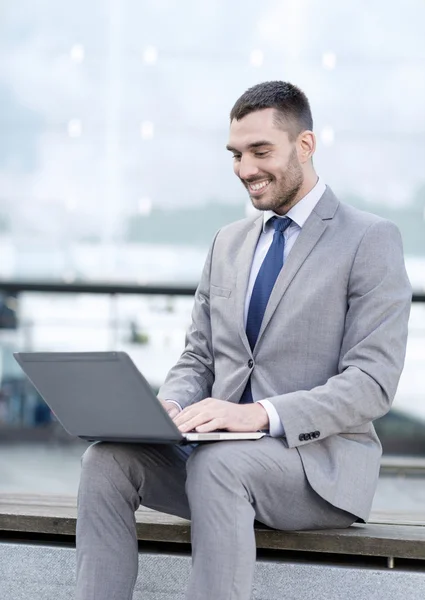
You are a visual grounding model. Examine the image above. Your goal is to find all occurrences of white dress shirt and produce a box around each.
[167,178,326,437]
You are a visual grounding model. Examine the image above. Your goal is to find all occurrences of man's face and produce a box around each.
[227,108,304,214]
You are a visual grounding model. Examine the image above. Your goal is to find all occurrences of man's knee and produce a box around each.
[77,444,142,527]
[185,442,249,497]
[81,442,118,475]
[79,442,139,497]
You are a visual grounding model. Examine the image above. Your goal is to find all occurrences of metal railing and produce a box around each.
[0,280,423,302]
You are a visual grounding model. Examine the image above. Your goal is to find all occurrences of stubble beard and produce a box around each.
[248,150,304,213]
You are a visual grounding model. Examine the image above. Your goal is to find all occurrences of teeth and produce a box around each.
[250,180,270,191]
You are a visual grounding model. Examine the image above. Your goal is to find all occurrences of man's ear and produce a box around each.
[298,131,316,163]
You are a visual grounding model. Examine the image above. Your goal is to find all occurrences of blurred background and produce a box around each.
[0,0,424,508]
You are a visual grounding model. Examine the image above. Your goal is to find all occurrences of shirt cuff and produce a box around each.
[257,400,286,437]
[164,400,183,412]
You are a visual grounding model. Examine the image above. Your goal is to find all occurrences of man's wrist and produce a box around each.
[257,399,286,437]
[250,402,269,430]
[163,399,183,412]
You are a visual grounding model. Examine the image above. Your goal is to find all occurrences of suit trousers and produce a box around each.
[76,437,356,600]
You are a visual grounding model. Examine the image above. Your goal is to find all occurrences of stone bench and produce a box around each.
[1,494,425,599]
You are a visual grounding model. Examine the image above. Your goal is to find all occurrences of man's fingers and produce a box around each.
[167,407,180,419]
[173,398,221,425]
[173,398,215,422]
[174,406,200,426]
[173,399,228,432]
[177,413,211,432]
[195,418,224,433]
[176,409,222,432]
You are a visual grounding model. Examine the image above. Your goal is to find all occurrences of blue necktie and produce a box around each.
[239,216,292,404]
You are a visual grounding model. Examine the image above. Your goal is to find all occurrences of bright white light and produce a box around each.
[143,46,158,65]
[138,197,153,216]
[321,126,335,146]
[70,44,85,64]
[250,50,264,67]
[140,121,154,140]
[322,52,336,70]
[68,119,82,138]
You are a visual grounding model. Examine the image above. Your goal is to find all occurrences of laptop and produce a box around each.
[13,351,266,444]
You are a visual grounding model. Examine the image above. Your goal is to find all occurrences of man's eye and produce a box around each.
[232,155,241,160]
[255,152,269,157]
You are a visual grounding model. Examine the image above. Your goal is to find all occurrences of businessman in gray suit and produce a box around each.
[76,81,412,600]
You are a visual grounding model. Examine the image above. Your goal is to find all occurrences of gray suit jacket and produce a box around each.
[158,187,412,521]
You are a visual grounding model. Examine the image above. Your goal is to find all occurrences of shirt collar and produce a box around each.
[262,178,326,232]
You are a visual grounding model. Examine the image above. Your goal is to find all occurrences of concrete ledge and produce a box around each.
[1,494,425,561]
[2,542,425,600]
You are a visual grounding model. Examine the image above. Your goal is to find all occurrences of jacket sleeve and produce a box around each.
[157,232,219,408]
[266,219,412,448]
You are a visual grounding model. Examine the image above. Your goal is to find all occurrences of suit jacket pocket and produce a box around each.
[210,284,232,298]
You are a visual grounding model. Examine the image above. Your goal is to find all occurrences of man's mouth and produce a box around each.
[246,179,271,196]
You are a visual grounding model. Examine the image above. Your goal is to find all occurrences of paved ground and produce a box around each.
[1,443,425,516]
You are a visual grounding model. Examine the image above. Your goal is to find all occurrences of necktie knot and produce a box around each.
[271,216,292,234]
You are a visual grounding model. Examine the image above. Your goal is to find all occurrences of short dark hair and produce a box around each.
[230,81,313,140]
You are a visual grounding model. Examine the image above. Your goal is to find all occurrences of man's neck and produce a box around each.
[276,173,319,215]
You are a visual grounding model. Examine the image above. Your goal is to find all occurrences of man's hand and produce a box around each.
[158,399,181,420]
[173,398,269,433]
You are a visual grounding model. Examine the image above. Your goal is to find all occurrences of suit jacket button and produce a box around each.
[314,431,320,438]
[305,433,312,440]
[247,359,254,368]
[299,434,305,441]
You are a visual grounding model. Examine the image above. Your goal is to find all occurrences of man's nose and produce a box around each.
[237,156,260,181]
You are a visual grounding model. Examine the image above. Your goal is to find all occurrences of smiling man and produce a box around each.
[76,81,412,600]
[227,103,310,214]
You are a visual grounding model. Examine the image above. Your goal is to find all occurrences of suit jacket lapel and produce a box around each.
[235,215,263,354]
[253,186,339,353]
